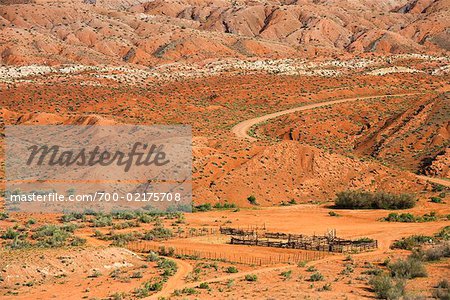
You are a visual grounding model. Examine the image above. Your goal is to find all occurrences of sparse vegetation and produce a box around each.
[309,272,324,282]
[369,273,405,300]
[335,191,416,210]
[245,274,258,282]
[388,257,427,279]
[226,266,238,273]
[247,195,258,205]
[383,212,438,223]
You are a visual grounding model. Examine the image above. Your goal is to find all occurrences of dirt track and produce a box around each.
[231,93,420,141]
[231,92,450,188]
[146,257,193,300]
[145,260,295,299]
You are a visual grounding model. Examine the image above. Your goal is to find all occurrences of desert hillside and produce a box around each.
[0,0,448,66]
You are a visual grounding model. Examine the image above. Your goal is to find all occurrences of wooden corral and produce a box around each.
[222,227,377,253]
[126,241,327,265]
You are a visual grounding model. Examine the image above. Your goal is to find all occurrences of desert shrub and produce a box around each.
[213,203,237,209]
[112,211,136,220]
[335,191,415,210]
[388,257,427,279]
[157,258,178,277]
[363,268,383,276]
[32,224,78,248]
[110,292,126,300]
[435,226,450,240]
[341,264,354,275]
[355,237,375,243]
[383,212,437,223]
[198,282,209,289]
[143,226,173,240]
[112,221,140,230]
[147,251,159,262]
[328,211,339,217]
[92,215,113,227]
[134,287,149,298]
[432,184,446,192]
[226,266,238,273]
[369,273,405,300]
[71,237,86,246]
[247,195,257,205]
[433,279,450,300]
[430,197,443,204]
[179,287,197,295]
[0,212,9,220]
[391,235,434,250]
[61,212,85,222]
[412,242,450,261]
[131,271,143,279]
[89,269,102,278]
[245,274,258,281]
[5,238,31,249]
[2,228,20,239]
[157,246,175,256]
[280,270,292,279]
[306,266,317,272]
[26,219,36,226]
[309,272,324,281]
[144,280,163,292]
[193,203,212,212]
[109,232,141,246]
[137,214,154,224]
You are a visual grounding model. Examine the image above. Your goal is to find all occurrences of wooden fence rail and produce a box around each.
[126,241,328,266]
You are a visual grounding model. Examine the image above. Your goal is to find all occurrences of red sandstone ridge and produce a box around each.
[0,0,448,66]
[194,141,424,206]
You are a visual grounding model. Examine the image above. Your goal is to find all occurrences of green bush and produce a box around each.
[71,237,86,246]
[369,273,405,300]
[157,258,178,277]
[2,228,20,240]
[280,270,292,279]
[0,212,9,220]
[213,203,237,209]
[144,280,163,292]
[157,246,175,256]
[5,238,31,249]
[131,271,143,279]
[92,215,113,227]
[247,195,257,205]
[388,257,427,279]
[309,272,324,281]
[335,191,416,210]
[226,266,238,273]
[143,226,173,240]
[383,212,437,223]
[245,274,258,282]
[193,203,212,212]
[147,251,159,262]
[391,235,434,250]
[430,197,443,203]
[435,226,450,240]
[32,224,78,248]
[198,282,209,289]
[109,232,141,246]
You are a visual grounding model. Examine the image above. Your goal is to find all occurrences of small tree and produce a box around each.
[247,195,257,205]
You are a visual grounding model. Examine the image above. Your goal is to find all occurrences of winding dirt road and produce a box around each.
[231,93,419,141]
[146,260,296,299]
[231,92,450,188]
